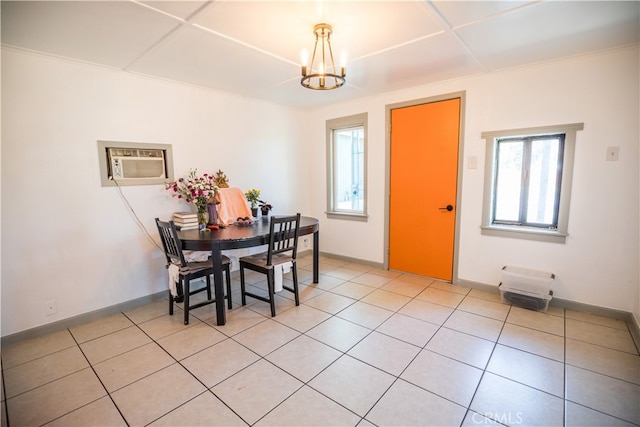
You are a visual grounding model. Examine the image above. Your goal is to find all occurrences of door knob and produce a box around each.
[439,205,454,212]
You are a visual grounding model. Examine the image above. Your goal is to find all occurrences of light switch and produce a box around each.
[467,156,478,169]
[606,146,620,161]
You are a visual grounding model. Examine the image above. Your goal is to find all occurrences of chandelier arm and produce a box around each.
[307,33,319,77]
[321,26,327,71]
[326,37,337,75]
[321,27,327,87]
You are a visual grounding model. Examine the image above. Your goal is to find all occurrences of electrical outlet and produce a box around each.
[606,146,620,161]
[303,238,308,248]
[45,299,57,316]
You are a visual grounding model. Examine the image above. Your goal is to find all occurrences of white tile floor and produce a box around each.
[2,254,639,426]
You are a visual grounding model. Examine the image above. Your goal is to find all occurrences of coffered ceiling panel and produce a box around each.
[140,1,208,20]
[454,1,640,71]
[192,1,442,64]
[432,1,532,28]
[128,25,297,96]
[1,1,182,68]
[351,32,485,93]
[2,1,638,109]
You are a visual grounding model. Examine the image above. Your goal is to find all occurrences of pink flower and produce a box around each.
[165,169,219,209]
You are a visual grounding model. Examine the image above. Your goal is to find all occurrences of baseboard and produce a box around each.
[1,250,323,345]
[318,251,385,269]
[4,255,638,353]
[549,297,633,320]
[1,291,167,347]
[629,312,640,352]
[320,255,636,334]
[298,248,313,258]
[456,278,640,349]
[454,278,501,295]
[550,297,640,351]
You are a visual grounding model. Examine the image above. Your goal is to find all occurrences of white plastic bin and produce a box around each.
[499,266,554,312]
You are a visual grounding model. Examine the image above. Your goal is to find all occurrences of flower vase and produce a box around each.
[197,206,209,231]
[251,207,258,218]
[261,209,270,222]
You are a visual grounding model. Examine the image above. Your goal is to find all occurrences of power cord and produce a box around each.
[111,177,164,253]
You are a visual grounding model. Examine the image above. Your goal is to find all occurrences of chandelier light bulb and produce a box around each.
[340,51,347,77]
[300,48,309,76]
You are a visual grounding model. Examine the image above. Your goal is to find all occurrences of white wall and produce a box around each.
[2,45,638,337]
[307,47,639,315]
[1,48,309,336]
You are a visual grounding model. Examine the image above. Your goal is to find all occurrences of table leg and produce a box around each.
[210,242,227,325]
[313,229,319,283]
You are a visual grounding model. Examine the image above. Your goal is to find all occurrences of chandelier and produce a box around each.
[300,23,346,90]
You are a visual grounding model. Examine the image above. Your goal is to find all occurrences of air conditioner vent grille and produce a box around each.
[98,141,174,187]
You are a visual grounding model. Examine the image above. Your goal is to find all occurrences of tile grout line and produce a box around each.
[121,308,255,426]
[245,271,377,423]
[180,286,373,426]
[240,270,586,425]
[1,358,9,427]
[46,328,131,427]
[234,267,412,425]
[259,271,424,425]
[564,307,568,427]
[214,295,367,425]
[459,304,512,426]
[3,258,638,426]
[359,285,469,425]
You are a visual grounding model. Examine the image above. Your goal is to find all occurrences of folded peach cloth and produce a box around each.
[216,187,253,225]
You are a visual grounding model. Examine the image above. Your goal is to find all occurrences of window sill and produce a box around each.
[481,225,567,243]
[326,211,369,222]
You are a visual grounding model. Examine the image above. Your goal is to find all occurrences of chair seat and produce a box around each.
[178,255,231,273]
[240,252,293,269]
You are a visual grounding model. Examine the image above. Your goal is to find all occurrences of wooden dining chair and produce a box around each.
[155,218,232,325]
[239,213,301,317]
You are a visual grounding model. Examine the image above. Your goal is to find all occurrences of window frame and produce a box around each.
[481,123,583,243]
[326,113,368,221]
[492,133,565,228]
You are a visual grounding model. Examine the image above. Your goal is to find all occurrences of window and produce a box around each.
[494,134,564,227]
[326,113,368,220]
[481,123,583,243]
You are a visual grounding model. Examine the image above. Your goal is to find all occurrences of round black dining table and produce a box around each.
[177,216,319,325]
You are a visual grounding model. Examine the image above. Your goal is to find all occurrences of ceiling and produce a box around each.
[2,1,638,109]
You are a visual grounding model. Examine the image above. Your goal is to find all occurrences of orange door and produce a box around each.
[389,98,460,281]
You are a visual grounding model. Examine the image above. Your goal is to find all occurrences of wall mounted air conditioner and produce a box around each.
[98,141,174,187]
[109,147,165,180]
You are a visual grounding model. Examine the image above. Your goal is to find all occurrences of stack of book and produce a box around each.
[173,212,198,230]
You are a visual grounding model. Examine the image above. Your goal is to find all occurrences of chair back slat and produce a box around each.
[266,213,301,265]
[155,218,188,267]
